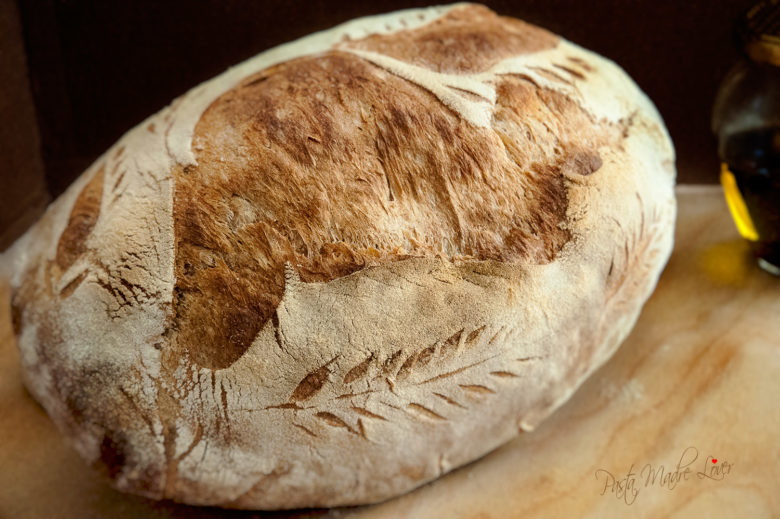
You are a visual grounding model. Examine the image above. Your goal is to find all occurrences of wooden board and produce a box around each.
[1,186,778,518]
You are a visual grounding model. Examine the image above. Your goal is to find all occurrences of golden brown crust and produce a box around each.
[172,50,613,370]
[341,4,559,73]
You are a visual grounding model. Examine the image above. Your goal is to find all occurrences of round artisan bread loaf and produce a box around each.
[2,3,676,509]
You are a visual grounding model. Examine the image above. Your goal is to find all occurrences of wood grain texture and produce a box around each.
[1,185,778,518]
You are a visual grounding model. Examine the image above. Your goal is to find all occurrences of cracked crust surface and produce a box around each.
[2,3,676,510]
[173,49,606,370]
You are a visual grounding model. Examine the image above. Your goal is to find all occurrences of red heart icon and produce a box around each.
[712,458,717,463]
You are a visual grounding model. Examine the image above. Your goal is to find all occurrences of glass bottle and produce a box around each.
[713,0,780,275]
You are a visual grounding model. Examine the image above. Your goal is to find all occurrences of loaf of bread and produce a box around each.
[1,3,676,509]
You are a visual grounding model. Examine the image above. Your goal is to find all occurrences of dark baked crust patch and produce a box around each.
[171,21,611,370]
[55,166,105,273]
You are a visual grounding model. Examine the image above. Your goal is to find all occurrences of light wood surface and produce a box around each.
[1,186,778,518]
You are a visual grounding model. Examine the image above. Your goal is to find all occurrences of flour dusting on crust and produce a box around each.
[5,4,676,509]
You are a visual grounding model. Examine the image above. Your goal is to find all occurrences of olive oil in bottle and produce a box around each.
[720,127,780,274]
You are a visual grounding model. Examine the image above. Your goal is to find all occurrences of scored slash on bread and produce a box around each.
[2,3,675,510]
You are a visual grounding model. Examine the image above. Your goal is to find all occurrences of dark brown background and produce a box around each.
[1,0,757,249]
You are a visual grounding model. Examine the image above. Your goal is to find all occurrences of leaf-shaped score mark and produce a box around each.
[396,352,417,381]
[439,329,463,358]
[382,350,404,374]
[415,345,436,367]
[464,325,486,347]
[289,357,337,402]
[350,406,387,421]
[315,412,357,434]
[407,403,447,421]
[343,354,374,384]
[459,384,495,396]
[490,371,518,378]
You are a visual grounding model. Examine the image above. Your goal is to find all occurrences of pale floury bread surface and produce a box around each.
[2,3,676,509]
